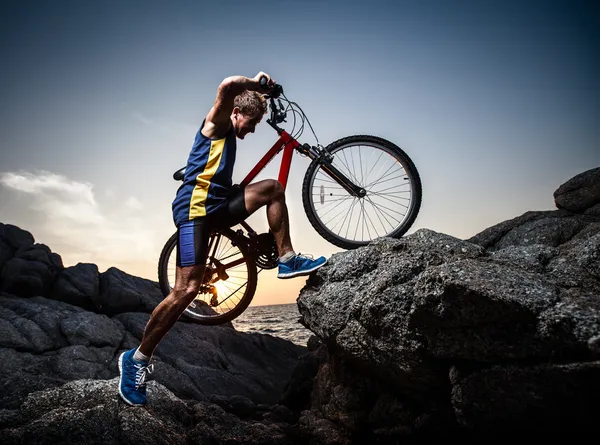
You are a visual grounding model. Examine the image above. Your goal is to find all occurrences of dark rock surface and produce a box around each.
[0,221,308,443]
[0,378,298,445]
[0,291,305,410]
[297,167,600,443]
[554,166,600,214]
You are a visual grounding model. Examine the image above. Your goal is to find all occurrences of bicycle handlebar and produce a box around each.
[259,76,283,98]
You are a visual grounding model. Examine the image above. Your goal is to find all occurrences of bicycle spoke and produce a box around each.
[314,174,340,185]
[370,183,412,195]
[361,199,380,239]
[318,195,354,220]
[331,198,356,234]
[365,150,384,180]
[340,149,361,185]
[218,281,248,306]
[367,173,409,189]
[322,202,354,228]
[344,199,359,239]
[365,197,404,224]
[368,192,410,209]
[358,147,364,186]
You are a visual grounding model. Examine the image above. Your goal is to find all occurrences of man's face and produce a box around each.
[233,109,262,139]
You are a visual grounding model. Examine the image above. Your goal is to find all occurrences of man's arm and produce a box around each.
[203,72,274,138]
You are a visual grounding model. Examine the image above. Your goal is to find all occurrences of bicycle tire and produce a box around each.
[302,135,422,249]
[157,228,258,325]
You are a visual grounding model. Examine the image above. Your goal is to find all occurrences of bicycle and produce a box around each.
[158,78,422,325]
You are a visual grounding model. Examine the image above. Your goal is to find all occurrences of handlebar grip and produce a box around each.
[259,76,269,90]
[259,76,283,98]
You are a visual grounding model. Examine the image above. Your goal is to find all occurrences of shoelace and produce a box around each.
[134,363,154,390]
[283,253,313,268]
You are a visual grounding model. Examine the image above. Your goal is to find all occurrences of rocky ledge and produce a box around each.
[0,167,599,444]
[0,219,308,444]
[298,167,600,443]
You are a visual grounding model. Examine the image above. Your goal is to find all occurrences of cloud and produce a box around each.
[124,196,143,211]
[132,112,153,125]
[0,170,160,277]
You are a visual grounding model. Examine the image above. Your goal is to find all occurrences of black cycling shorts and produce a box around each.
[176,187,249,267]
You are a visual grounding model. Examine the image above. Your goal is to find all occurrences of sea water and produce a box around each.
[231,303,313,347]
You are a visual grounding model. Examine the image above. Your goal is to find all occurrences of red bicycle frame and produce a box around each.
[238,128,363,200]
[239,130,300,190]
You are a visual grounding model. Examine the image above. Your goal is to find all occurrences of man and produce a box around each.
[118,72,327,406]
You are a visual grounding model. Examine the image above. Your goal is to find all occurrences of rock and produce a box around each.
[188,398,295,445]
[0,223,35,250]
[0,292,307,411]
[554,167,600,213]
[0,244,64,298]
[299,409,351,445]
[0,378,191,444]
[297,174,600,442]
[50,263,100,311]
[96,267,164,315]
[0,238,12,274]
[0,377,300,444]
[114,312,306,405]
[586,202,600,216]
[450,361,600,434]
[280,343,327,413]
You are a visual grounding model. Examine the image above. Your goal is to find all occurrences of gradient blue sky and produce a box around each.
[1,0,598,305]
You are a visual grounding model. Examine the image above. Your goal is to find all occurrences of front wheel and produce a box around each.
[302,135,422,249]
[157,228,258,325]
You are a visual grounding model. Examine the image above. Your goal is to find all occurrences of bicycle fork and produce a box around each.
[298,143,366,198]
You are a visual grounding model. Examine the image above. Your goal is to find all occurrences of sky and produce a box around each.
[0,0,598,306]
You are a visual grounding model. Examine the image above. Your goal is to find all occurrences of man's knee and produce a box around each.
[266,179,284,199]
[173,266,205,300]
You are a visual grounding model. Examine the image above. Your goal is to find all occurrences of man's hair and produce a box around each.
[234,91,267,118]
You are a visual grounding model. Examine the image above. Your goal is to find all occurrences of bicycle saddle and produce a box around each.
[173,167,185,181]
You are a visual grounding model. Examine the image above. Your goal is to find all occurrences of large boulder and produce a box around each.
[95,267,164,315]
[50,263,100,311]
[554,167,600,214]
[0,244,63,298]
[296,169,600,442]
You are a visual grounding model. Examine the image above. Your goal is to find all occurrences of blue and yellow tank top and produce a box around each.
[172,120,237,226]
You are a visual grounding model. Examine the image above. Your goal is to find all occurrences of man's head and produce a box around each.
[231,91,267,139]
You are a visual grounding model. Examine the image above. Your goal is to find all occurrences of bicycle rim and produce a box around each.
[305,138,420,247]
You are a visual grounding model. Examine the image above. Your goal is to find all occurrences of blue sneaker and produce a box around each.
[118,348,154,406]
[277,253,327,279]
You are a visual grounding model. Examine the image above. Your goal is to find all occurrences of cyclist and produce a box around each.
[118,72,327,406]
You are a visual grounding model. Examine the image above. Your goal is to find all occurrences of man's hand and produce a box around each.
[253,72,276,91]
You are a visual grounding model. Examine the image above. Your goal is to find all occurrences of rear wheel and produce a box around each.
[302,135,422,249]
[157,228,257,325]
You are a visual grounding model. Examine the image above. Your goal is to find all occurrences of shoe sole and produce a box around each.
[277,259,328,279]
[118,351,145,407]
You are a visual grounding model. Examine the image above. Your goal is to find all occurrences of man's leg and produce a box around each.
[138,264,205,357]
[119,219,210,406]
[242,179,327,278]
[243,179,294,256]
